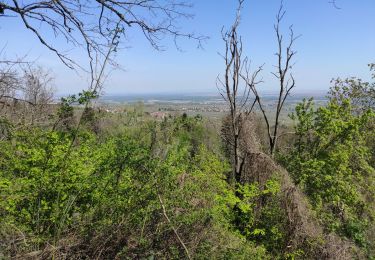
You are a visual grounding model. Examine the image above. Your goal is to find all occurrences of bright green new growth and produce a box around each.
[1,67,375,258]
[280,70,375,254]
[0,111,271,258]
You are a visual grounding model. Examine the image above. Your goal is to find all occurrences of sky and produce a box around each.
[1,0,374,96]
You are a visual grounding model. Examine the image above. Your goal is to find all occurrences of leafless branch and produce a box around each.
[1,0,208,70]
[218,0,263,183]
[329,0,341,10]
[242,1,299,156]
[158,193,191,260]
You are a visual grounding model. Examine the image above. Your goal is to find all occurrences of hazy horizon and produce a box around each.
[57,86,330,97]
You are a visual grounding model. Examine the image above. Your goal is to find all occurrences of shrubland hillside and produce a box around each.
[0,65,374,259]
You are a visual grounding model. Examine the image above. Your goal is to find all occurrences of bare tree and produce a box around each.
[0,0,207,70]
[0,1,207,128]
[217,0,262,183]
[0,66,18,103]
[22,66,54,105]
[0,48,21,103]
[0,62,56,125]
[242,2,299,156]
[21,65,55,124]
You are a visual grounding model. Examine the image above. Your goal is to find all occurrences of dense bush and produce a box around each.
[1,71,374,258]
[0,113,270,259]
[279,77,375,256]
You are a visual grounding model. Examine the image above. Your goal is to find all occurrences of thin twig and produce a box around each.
[158,194,191,260]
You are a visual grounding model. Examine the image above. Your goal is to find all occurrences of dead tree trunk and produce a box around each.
[242,2,299,156]
[217,0,262,183]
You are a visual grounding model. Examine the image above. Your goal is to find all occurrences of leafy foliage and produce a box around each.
[0,112,268,259]
[1,72,374,258]
[279,77,375,254]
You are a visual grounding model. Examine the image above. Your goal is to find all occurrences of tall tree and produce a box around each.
[217,0,262,183]
[242,2,299,156]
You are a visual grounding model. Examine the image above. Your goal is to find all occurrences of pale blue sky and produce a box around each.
[1,0,374,95]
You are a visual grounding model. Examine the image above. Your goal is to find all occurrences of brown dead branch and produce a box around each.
[158,193,191,260]
[242,1,299,156]
[1,0,207,70]
[218,0,263,183]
